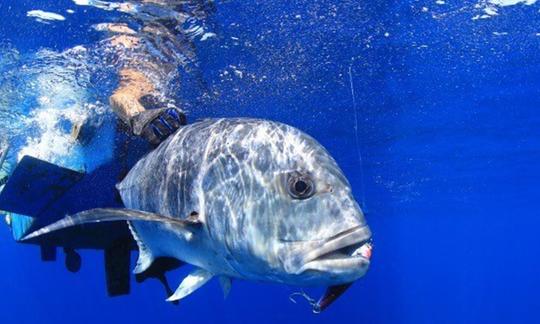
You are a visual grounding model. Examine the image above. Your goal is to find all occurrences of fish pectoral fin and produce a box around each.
[219,276,232,299]
[22,208,201,241]
[127,221,155,274]
[166,268,214,302]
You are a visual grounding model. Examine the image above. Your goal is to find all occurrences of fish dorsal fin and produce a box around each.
[166,268,214,302]
[22,208,200,241]
[219,276,232,299]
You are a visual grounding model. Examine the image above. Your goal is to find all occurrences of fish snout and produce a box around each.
[297,225,372,279]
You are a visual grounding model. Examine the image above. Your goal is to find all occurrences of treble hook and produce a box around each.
[289,290,321,314]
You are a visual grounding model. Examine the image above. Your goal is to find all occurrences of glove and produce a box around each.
[129,107,186,145]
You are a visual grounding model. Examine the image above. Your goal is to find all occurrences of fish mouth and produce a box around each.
[297,225,372,275]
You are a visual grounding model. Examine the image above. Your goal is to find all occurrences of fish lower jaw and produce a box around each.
[296,240,372,276]
[297,253,370,275]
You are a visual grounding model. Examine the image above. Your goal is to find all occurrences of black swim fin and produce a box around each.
[0,155,84,218]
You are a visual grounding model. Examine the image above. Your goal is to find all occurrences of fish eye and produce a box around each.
[287,172,315,200]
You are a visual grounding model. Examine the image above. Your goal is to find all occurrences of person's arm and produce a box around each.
[95,24,150,123]
[97,23,185,144]
[109,68,154,124]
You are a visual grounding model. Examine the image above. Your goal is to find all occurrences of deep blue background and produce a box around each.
[1,1,539,323]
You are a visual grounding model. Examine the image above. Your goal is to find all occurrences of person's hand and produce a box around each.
[130,107,186,145]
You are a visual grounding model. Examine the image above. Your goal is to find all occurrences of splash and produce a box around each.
[72,0,120,11]
[0,44,111,169]
[16,47,108,168]
[27,10,66,22]
[489,0,537,6]
[473,0,538,19]
[18,108,85,165]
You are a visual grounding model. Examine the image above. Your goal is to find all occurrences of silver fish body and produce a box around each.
[118,118,372,287]
[21,117,372,306]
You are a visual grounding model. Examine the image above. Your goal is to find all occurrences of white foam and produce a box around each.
[489,0,537,6]
[200,32,217,41]
[17,47,92,167]
[27,10,66,21]
[18,108,82,163]
[72,0,120,11]
[484,6,499,15]
[474,0,538,19]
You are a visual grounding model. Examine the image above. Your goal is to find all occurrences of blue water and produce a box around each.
[1,0,539,323]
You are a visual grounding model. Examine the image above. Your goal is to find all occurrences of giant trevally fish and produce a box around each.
[23,118,373,312]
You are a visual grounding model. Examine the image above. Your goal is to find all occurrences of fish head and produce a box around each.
[268,129,372,286]
[205,120,371,286]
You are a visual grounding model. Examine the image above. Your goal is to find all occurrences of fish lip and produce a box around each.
[296,225,372,274]
[297,254,370,276]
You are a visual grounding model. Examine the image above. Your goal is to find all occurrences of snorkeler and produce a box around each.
[86,0,211,144]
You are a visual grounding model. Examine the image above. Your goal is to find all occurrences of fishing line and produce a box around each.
[348,59,367,212]
[289,290,321,314]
